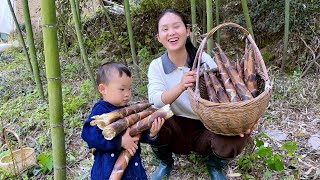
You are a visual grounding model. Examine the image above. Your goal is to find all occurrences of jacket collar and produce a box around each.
[161,52,190,74]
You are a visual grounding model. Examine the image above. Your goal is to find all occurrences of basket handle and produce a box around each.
[191,22,271,101]
[3,128,23,149]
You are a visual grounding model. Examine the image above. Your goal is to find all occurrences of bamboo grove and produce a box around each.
[3,0,295,178]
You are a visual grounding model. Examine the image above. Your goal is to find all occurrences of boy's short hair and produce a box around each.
[96,62,132,85]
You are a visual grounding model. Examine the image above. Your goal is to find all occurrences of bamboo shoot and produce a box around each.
[109,104,174,180]
[90,102,152,127]
[102,108,156,140]
[213,51,240,102]
[244,46,258,97]
[216,43,253,101]
[203,69,219,103]
[206,65,229,103]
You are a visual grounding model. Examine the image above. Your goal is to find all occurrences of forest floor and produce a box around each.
[0,47,319,179]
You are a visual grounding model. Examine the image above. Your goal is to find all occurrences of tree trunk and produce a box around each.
[102,108,156,140]
[90,102,152,128]
[109,105,174,180]
[123,0,140,78]
[40,0,66,178]
[241,0,254,38]
[213,50,240,102]
[22,0,45,100]
[98,0,127,65]
[6,0,33,74]
[69,0,97,93]
[190,0,197,46]
[282,0,290,71]
[215,0,220,44]
[206,0,213,56]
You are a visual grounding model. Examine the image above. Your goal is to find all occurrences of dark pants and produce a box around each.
[152,115,251,159]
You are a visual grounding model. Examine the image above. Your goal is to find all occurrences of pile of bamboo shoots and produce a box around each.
[202,41,260,103]
[90,102,174,180]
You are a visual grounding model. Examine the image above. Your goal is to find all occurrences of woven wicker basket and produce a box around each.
[188,23,272,136]
[0,129,37,174]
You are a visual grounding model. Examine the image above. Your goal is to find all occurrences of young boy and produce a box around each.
[81,62,165,179]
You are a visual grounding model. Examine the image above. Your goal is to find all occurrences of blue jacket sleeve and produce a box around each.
[140,130,158,144]
[81,104,122,151]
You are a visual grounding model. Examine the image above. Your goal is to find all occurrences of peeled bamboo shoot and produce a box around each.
[129,104,174,136]
[109,104,174,180]
[102,108,156,140]
[90,102,152,128]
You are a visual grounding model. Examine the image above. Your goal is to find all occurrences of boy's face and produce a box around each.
[98,72,132,107]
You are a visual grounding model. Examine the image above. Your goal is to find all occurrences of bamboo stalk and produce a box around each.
[22,0,45,100]
[213,51,240,102]
[206,0,213,56]
[205,65,229,103]
[241,0,254,38]
[98,0,127,65]
[102,108,156,140]
[109,105,174,180]
[216,43,253,101]
[40,0,66,178]
[70,0,97,93]
[6,0,33,74]
[190,0,197,46]
[90,102,152,127]
[124,0,140,77]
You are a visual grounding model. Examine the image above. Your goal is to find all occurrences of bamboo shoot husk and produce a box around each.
[205,65,229,103]
[244,46,258,97]
[90,102,152,128]
[109,104,174,180]
[215,43,253,101]
[213,51,240,102]
[102,108,156,140]
[203,69,219,103]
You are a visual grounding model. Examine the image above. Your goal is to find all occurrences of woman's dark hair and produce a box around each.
[96,62,131,86]
[156,8,197,68]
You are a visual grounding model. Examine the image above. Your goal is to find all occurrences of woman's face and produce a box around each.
[157,12,190,52]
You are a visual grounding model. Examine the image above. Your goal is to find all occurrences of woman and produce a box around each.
[147,8,253,180]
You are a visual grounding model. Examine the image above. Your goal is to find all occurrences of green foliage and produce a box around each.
[38,152,53,173]
[237,134,300,179]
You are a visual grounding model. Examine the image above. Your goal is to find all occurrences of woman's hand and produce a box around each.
[150,117,165,137]
[239,123,257,137]
[179,70,197,91]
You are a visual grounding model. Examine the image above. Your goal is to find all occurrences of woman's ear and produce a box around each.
[186,26,191,37]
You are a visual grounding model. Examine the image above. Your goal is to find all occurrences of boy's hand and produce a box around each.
[150,117,165,138]
[121,127,139,156]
